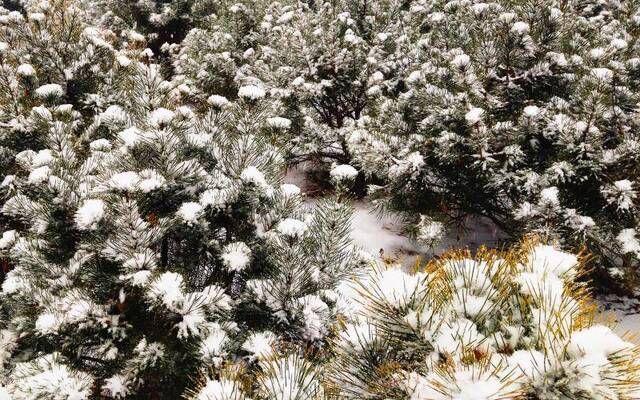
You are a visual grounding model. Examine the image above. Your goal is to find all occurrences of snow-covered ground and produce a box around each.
[286,166,640,337]
[596,296,640,342]
[350,201,505,268]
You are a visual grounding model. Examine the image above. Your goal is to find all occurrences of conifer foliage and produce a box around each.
[172,0,415,167]
[329,238,640,399]
[345,0,640,290]
[1,0,640,399]
[170,0,640,292]
[0,1,365,398]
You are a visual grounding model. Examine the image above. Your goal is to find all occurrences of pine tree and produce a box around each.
[329,238,640,399]
[0,0,118,184]
[172,0,416,174]
[88,0,220,52]
[0,37,366,399]
[347,0,640,292]
[2,1,640,399]
[0,0,120,292]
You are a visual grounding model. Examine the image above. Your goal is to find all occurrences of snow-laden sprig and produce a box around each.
[329,237,640,399]
[602,180,636,211]
[75,199,106,230]
[257,353,323,399]
[6,353,94,399]
[330,164,358,184]
[193,377,247,400]
[342,0,640,294]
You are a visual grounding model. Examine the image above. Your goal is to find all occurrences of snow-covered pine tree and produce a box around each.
[347,0,640,292]
[88,0,220,52]
[0,41,366,398]
[168,0,269,101]
[0,0,118,186]
[329,237,640,399]
[173,0,416,177]
[0,0,120,289]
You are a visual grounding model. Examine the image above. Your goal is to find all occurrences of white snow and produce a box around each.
[277,10,295,24]
[508,349,546,380]
[348,201,504,268]
[9,353,93,399]
[118,127,142,148]
[259,355,320,399]
[525,244,578,278]
[0,230,17,249]
[591,67,614,82]
[407,70,423,84]
[28,165,50,184]
[370,71,384,82]
[338,321,378,352]
[280,183,301,197]
[611,38,628,49]
[434,369,505,400]
[539,186,560,205]
[116,55,132,67]
[373,267,425,307]
[242,331,277,358]
[100,105,128,126]
[126,270,152,287]
[240,166,268,188]
[196,378,245,400]
[590,48,606,60]
[0,175,14,188]
[267,117,292,129]
[108,171,140,191]
[617,229,640,256]
[511,21,530,34]
[89,139,111,151]
[1,270,26,295]
[611,179,636,210]
[285,166,505,268]
[221,242,251,271]
[149,108,175,127]
[199,325,228,364]
[451,54,470,68]
[207,94,230,108]
[138,169,166,192]
[102,375,130,398]
[284,168,640,347]
[330,164,358,182]
[296,295,330,341]
[74,199,106,230]
[568,325,632,358]
[148,272,184,307]
[416,215,445,245]
[176,106,193,118]
[35,83,64,98]
[276,218,308,238]
[0,329,18,372]
[16,63,36,77]
[523,105,540,118]
[465,107,485,125]
[31,149,53,167]
[200,188,230,208]
[389,152,425,179]
[177,202,203,224]
[34,312,58,335]
[238,85,266,100]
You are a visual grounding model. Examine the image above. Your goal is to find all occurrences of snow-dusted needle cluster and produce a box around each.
[1,0,640,399]
[329,238,640,399]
